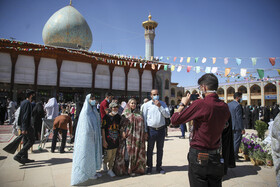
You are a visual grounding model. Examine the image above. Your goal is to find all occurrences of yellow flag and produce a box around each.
[212,57,216,64]
[151,56,153,61]
[277,69,280,75]
[225,68,231,77]
[171,65,175,71]
[187,57,191,63]
[152,64,155,70]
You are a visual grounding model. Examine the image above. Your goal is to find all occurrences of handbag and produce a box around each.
[3,134,23,154]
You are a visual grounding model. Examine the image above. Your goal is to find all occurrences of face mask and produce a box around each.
[111,111,118,115]
[239,98,243,103]
[107,99,110,103]
[90,100,96,106]
[199,91,205,99]
[153,95,159,101]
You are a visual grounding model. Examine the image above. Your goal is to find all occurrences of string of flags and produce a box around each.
[1,39,280,81]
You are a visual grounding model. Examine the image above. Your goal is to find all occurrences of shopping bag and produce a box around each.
[3,134,23,154]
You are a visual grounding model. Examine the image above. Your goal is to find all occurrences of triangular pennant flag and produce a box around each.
[164,65,168,71]
[211,67,218,73]
[187,66,191,72]
[160,56,163,61]
[151,56,153,61]
[173,57,177,62]
[225,68,231,76]
[158,64,161,70]
[130,62,134,67]
[177,65,182,72]
[277,69,280,75]
[205,67,211,73]
[167,57,170,60]
[240,68,247,77]
[202,57,207,63]
[134,62,137,67]
[140,63,142,68]
[171,65,175,71]
[212,57,216,64]
[257,69,264,79]
[236,58,242,65]
[269,57,276,66]
[224,58,229,65]
[195,57,198,63]
[187,57,191,63]
[124,61,126,66]
[180,57,183,63]
[117,61,120,65]
[195,66,200,73]
[252,58,257,66]
[151,64,155,70]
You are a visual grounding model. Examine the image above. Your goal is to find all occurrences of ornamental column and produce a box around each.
[109,65,115,91]
[276,80,280,105]
[91,60,97,93]
[10,53,18,99]
[56,58,63,99]
[151,70,157,89]
[34,56,41,93]
[138,69,144,103]
[247,82,251,105]
[261,81,265,106]
[223,85,228,103]
[124,66,130,98]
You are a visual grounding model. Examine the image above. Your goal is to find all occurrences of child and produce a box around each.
[102,102,121,177]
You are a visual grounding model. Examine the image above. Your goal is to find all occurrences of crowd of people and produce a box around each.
[6,73,280,186]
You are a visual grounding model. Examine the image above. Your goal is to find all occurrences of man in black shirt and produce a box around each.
[14,90,36,165]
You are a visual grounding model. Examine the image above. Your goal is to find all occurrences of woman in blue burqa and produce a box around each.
[71,94,102,185]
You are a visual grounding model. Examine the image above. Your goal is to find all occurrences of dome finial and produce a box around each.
[148,12,152,20]
[70,0,72,6]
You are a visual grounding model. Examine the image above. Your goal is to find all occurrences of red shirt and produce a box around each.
[171,93,230,150]
[100,99,109,120]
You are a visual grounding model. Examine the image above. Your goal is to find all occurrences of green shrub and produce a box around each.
[254,120,268,140]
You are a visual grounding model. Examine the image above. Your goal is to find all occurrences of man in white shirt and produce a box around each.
[142,89,170,174]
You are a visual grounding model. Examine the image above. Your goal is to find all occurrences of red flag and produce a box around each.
[173,57,177,62]
[269,57,276,66]
[187,66,191,72]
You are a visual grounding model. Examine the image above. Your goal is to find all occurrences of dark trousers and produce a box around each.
[180,124,186,137]
[51,128,67,152]
[16,127,35,159]
[188,148,224,187]
[147,127,165,169]
[233,130,242,158]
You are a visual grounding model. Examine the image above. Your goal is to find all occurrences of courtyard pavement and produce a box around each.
[0,127,277,187]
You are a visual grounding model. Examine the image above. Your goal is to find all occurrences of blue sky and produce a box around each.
[0,0,279,87]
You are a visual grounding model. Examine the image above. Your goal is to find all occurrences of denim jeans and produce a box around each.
[147,127,165,169]
[188,147,224,187]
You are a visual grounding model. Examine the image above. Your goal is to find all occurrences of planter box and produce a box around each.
[266,159,274,166]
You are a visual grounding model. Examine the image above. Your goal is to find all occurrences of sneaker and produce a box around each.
[107,170,116,177]
[156,167,166,174]
[103,162,108,171]
[146,167,152,174]
[179,136,185,139]
[90,175,98,180]
[14,156,25,165]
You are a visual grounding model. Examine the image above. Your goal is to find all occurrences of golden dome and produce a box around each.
[142,13,158,29]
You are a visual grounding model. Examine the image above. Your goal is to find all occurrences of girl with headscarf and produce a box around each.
[113,98,146,176]
[71,94,102,185]
[44,97,59,119]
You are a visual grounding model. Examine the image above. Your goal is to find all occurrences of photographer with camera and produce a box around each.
[171,73,230,187]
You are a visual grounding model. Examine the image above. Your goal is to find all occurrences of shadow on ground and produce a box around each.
[223,164,261,181]
[19,157,72,169]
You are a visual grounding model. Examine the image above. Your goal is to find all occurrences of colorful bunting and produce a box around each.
[187,57,191,63]
[211,67,217,73]
[240,68,247,77]
[177,65,182,72]
[143,63,147,68]
[225,68,231,76]
[212,57,216,64]
[158,64,161,70]
[171,65,175,71]
[164,65,168,71]
[195,66,201,73]
[151,64,155,70]
[269,57,276,66]
[205,67,211,73]
[224,58,229,65]
[195,57,198,63]
[180,57,183,63]
[236,58,242,66]
[173,57,177,62]
[252,58,257,66]
[257,69,264,79]
[277,69,280,75]
[202,57,207,63]
[187,66,191,72]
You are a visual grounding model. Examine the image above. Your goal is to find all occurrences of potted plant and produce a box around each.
[254,120,268,140]
[252,144,266,165]
[264,144,274,166]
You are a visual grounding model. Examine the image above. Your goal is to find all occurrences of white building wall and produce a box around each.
[14,55,34,84]
[128,68,139,91]
[60,60,92,88]
[95,64,110,89]
[0,52,11,83]
[37,58,57,86]
[142,70,152,92]
[112,67,125,90]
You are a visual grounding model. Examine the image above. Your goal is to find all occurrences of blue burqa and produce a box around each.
[71,94,102,185]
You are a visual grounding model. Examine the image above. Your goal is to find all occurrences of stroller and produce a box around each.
[39,118,59,150]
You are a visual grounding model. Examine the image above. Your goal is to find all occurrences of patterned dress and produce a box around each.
[113,106,146,176]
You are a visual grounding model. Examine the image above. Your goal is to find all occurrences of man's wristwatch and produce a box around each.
[179,102,185,107]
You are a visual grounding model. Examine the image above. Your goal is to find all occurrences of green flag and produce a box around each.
[257,69,264,79]
[251,58,257,66]
[195,57,198,63]
[164,65,168,71]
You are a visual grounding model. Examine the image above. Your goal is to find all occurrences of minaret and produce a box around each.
[142,13,158,60]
